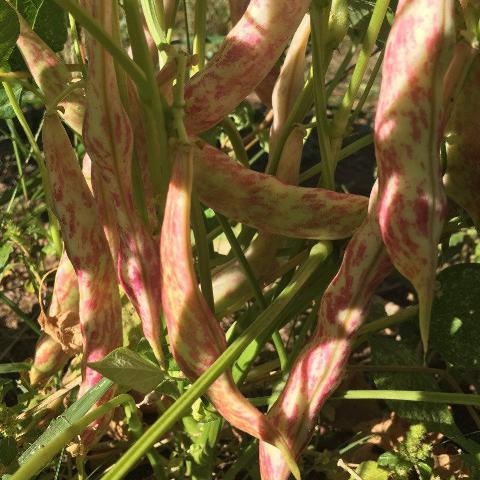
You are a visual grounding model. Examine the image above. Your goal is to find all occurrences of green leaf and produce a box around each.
[370,336,456,432]
[0,437,17,466]
[0,362,29,374]
[0,243,13,269]
[377,452,401,468]
[15,0,67,52]
[430,264,480,369]
[352,460,389,480]
[0,0,19,67]
[0,82,22,119]
[88,347,167,394]
[12,378,113,471]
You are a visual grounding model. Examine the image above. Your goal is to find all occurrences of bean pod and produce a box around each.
[42,112,122,451]
[259,183,392,479]
[185,0,311,133]
[375,0,454,351]
[161,142,300,480]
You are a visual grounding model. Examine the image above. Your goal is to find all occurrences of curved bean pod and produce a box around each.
[259,183,392,479]
[227,0,280,106]
[16,15,85,134]
[444,52,480,227]
[81,0,164,364]
[30,334,69,386]
[161,143,300,480]
[375,0,454,352]
[195,143,368,239]
[38,251,81,355]
[42,113,122,451]
[184,0,311,134]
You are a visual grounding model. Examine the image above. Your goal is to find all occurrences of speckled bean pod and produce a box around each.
[444,51,480,227]
[194,142,368,239]
[160,143,300,480]
[212,17,310,313]
[16,14,85,134]
[80,0,164,363]
[42,112,122,451]
[38,251,82,356]
[30,334,69,386]
[259,183,392,480]
[375,0,454,352]
[227,0,280,106]
[184,0,311,134]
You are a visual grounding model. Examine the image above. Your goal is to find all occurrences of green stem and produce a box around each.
[12,394,137,480]
[330,0,390,156]
[348,49,384,127]
[299,132,374,183]
[220,118,249,166]
[68,14,87,78]
[216,213,288,371]
[141,0,167,46]
[356,305,418,337]
[0,292,40,335]
[124,0,170,205]
[6,119,28,201]
[191,194,214,311]
[2,81,62,257]
[183,0,191,53]
[172,53,189,142]
[53,0,147,89]
[193,0,207,70]
[267,77,314,175]
[101,242,331,480]
[334,389,480,407]
[310,2,335,190]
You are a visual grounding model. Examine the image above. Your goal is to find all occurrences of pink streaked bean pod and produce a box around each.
[194,142,368,240]
[80,0,164,364]
[227,0,280,106]
[42,112,122,451]
[444,52,480,227]
[375,0,454,352]
[259,183,392,479]
[184,0,311,134]
[16,15,85,134]
[30,334,69,386]
[161,142,300,480]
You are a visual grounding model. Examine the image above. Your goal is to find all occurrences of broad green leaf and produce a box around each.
[0,243,13,269]
[11,378,113,472]
[370,336,456,431]
[14,0,67,51]
[0,362,29,374]
[88,347,166,394]
[0,0,19,67]
[352,460,389,480]
[430,264,480,369]
[0,82,22,119]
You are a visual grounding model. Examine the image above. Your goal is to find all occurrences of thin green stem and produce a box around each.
[356,305,418,337]
[334,389,480,407]
[68,14,87,78]
[191,194,215,311]
[267,77,313,175]
[2,81,62,257]
[220,118,249,166]
[124,0,170,205]
[193,0,207,70]
[53,0,147,89]
[216,213,288,370]
[6,119,28,201]
[172,53,189,142]
[330,0,390,157]
[299,132,374,183]
[141,0,167,46]
[101,242,331,480]
[183,0,191,53]
[310,2,335,190]
[348,49,384,127]
[11,394,141,480]
[0,292,40,335]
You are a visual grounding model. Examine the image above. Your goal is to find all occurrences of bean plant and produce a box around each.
[1,0,480,479]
